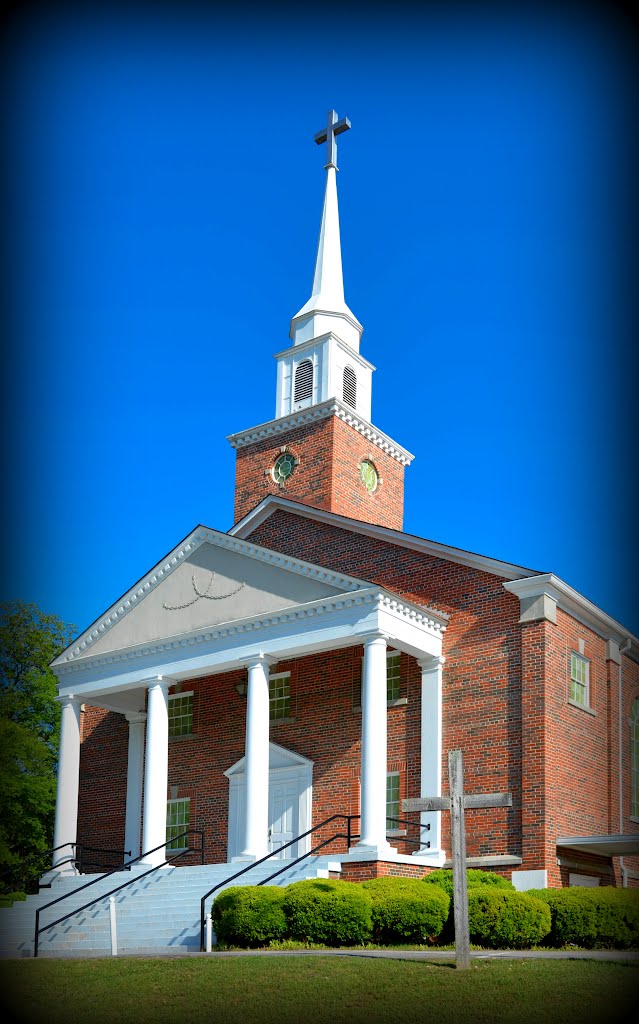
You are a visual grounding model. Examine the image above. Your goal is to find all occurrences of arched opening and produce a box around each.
[294,359,313,406]
[343,365,357,409]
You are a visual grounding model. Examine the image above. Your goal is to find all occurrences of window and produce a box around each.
[632,698,639,819]
[343,366,357,408]
[387,653,401,702]
[168,692,193,738]
[570,653,590,707]
[360,460,378,494]
[386,772,400,831]
[166,798,190,852]
[272,451,296,484]
[269,672,291,721]
[294,360,313,406]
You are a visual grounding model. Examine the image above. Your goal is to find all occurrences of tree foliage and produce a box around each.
[0,602,75,890]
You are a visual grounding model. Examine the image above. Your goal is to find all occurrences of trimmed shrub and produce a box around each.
[282,879,373,946]
[527,887,639,950]
[422,868,514,901]
[422,868,515,942]
[361,877,449,943]
[212,886,287,947]
[467,889,551,949]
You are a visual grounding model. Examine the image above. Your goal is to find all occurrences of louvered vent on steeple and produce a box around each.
[294,359,314,407]
[343,365,357,409]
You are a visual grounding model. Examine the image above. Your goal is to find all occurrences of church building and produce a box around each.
[50,110,639,894]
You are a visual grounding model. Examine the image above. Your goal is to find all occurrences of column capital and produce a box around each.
[244,653,279,671]
[57,694,82,709]
[361,631,389,648]
[417,654,445,671]
[144,676,172,693]
[125,711,147,725]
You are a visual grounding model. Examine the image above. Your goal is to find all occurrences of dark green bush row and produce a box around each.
[422,867,514,901]
[213,878,448,948]
[212,872,638,951]
[527,887,639,949]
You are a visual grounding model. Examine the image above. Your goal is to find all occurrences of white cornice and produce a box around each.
[229,495,541,582]
[227,398,414,466]
[53,526,377,668]
[52,587,446,681]
[273,332,375,372]
[503,574,638,654]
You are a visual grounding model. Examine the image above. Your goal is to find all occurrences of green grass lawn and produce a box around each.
[0,957,637,1024]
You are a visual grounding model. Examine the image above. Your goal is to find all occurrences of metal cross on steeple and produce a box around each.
[314,109,351,170]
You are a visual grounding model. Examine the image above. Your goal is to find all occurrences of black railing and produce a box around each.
[385,816,432,848]
[198,815,431,950]
[0,843,131,896]
[34,829,205,957]
[199,813,358,950]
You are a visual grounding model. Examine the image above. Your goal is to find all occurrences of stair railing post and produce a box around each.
[205,912,213,953]
[109,896,118,957]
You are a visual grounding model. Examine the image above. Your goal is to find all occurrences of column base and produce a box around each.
[411,847,447,867]
[353,841,397,858]
[232,851,269,864]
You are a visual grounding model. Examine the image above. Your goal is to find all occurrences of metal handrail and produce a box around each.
[0,844,80,884]
[199,814,359,949]
[34,829,205,957]
[199,814,432,948]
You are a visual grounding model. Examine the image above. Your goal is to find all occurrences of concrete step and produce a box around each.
[0,856,339,958]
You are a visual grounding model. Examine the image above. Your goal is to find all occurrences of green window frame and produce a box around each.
[166,798,190,852]
[570,653,590,707]
[269,672,291,721]
[387,652,401,702]
[168,692,194,738]
[386,772,400,832]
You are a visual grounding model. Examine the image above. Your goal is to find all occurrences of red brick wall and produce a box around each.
[246,509,523,862]
[75,508,636,887]
[77,707,128,864]
[233,414,405,530]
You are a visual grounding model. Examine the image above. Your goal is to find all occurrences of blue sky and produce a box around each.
[2,2,637,637]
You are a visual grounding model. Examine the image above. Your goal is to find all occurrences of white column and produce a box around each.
[124,712,146,862]
[140,679,170,867]
[52,695,82,872]
[239,656,271,861]
[413,655,446,865]
[357,634,393,854]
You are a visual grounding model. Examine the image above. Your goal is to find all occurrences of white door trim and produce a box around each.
[225,742,313,862]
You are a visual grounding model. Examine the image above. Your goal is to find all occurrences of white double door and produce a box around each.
[226,744,313,862]
[268,774,300,857]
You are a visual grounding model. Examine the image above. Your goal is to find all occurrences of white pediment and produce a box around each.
[225,742,314,777]
[54,527,368,666]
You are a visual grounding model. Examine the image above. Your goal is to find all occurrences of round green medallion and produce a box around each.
[272,452,296,484]
[360,459,378,494]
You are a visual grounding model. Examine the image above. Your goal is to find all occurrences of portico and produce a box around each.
[51,527,447,875]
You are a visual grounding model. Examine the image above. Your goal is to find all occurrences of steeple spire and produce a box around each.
[290,110,363,351]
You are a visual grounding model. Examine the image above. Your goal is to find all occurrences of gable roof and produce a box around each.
[52,523,381,668]
[229,496,639,655]
[229,495,542,581]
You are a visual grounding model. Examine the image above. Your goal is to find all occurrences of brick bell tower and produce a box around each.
[228,110,413,531]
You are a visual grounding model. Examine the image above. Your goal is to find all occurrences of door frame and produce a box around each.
[225,742,313,862]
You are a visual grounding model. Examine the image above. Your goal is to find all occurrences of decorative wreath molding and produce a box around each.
[54,589,447,678]
[58,530,371,665]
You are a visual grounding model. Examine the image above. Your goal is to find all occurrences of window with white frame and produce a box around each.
[570,653,590,707]
[166,798,190,852]
[168,692,193,738]
[386,772,400,832]
[632,698,639,819]
[269,672,291,721]
[387,652,401,702]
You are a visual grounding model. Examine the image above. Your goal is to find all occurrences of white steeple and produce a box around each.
[290,111,363,352]
[274,111,373,422]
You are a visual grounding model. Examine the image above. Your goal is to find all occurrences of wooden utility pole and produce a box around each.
[403,749,512,970]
